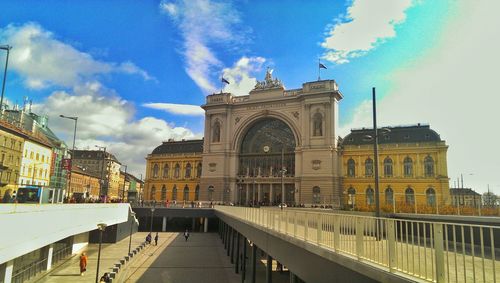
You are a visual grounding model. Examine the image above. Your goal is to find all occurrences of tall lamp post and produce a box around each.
[280,148,287,206]
[121,165,128,202]
[95,145,107,200]
[60,115,78,199]
[0,45,12,114]
[95,223,107,283]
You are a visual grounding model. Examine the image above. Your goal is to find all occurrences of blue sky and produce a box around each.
[1,0,499,194]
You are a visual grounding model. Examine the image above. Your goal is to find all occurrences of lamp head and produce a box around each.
[97,223,107,231]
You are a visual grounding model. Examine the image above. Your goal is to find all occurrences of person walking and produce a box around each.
[79,252,88,276]
[146,233,152,245]
[154,232,159,246]
[99,272,111,283]
[184,229,190,241]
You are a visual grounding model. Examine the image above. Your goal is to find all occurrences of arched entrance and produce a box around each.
[238,118,296,205]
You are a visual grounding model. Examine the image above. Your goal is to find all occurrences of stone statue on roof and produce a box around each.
[254,67,283,90]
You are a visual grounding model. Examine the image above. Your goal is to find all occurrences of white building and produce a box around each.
[19,139,52,187]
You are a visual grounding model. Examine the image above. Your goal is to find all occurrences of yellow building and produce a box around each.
[340,124,450,213]
[145,139,203,203]
[69,166,101,199]
[0,121,25,200]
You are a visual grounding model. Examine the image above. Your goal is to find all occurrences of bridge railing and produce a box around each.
[215,206,499,283]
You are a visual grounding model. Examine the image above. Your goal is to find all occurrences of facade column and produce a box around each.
[251,244,257,283]
[4,260,13,283]
[270,184,274,204]
[258,183,262,203]
[235,233,240,274]
[162,217,167,232]
[46,244,54,270]
[246,184,250,205]
[266,254,273,283]
[191,218,196,231]
[204,217,208,232]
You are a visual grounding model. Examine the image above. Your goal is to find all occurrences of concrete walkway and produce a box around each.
[35,232,151,283]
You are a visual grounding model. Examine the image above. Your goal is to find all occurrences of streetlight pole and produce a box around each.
[0,45,12,114]
[372,87,380,219]
[281,147,287,206]
[95,223,107,283]
[121,165,128,202]
[60,115,78,199]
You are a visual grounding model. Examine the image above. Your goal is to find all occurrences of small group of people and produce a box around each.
[146,232,159,245]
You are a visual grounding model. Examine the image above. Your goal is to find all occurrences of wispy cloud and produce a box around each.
[222,56,266,96]
[321,0,414,64]
[0,22,155,89]
[143,102,204,116]
[159,0,251,94]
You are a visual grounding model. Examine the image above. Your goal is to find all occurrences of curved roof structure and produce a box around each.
[151,139,203,155]
[341,124,441,146]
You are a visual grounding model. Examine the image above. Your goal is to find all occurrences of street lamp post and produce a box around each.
[95,223,107,283]
[280,147,287,206]
[128,212,136,254]
[150,207,155,233]
[0,45,12,114]
[121,165,128,202]
[60,115,78,199]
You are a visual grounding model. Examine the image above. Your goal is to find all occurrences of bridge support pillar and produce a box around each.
[251,244,257,283]
[204,217,208,232]
[289,272,298,283]
[230,228,235,263]
[235,232,240,274]
[266,254,272,283]
[242,236,247,282]
[3,260,13,283]
[162,217,167,232]
[46,244,54,270]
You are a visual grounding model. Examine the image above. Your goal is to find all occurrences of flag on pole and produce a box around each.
[319,63,327,69]
[221,77,230,84]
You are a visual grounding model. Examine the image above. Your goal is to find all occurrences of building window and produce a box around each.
[172,185,178,201]
[212,121,221,142]
[347,158,355,177]
[403,157,413,177]
[424,156,435,177]
[384,157,393,177]
[152,164,159,178]
[195,185,200,201]
[312,186,321,204]
[385,186,394,205]
[405,187,415,205]
[426,188,436,206]
[183,185,189,201]
[312,112,323,136]
[208,186,214,201]
[161,186,167,201]
[150,186,156,200]
[185,163,192,178]
[163,165,169,178]
[366,187,374,205]
[174,163,180,178]
[196,163,202,178]
[347,187,356,207]
[365,158,373,177]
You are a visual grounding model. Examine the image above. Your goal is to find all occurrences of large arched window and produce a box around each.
[238,118,296,177]
[366,187,374,205]
[163,164,169,178]
[150,186,156,200]
[183,185,189,201]
[312,112,323,136]
[405,187,415,205]
[161,185,167,201]
[426,188,436,206]
[152,164,159,178]
[312,186,321,204]
[365,158,373,177]
[347,158,355,177]
[174,163,180,179]
[385,186,394,205]
[212,121,221,142]
[172,185,177,201]
[196,163,202,178]
[347,187,356,206]
[403,157,413,177]
[185,163,192,178]
[195,185,200,201]
[424,156,435,177]
[384,157,393,177]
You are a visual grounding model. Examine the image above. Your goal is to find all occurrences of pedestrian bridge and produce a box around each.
[215,206,499,283]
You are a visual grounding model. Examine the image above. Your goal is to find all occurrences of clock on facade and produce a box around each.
[263,145,270,153]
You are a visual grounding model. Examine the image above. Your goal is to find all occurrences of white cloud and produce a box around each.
[322,0,414,64]
[339,2,500,194]
[222,56,266,96]
[33,88,199,176]
[0,22,154,89]
[159,0,250,94]
[143,102,204,116]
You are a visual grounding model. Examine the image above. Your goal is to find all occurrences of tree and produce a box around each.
[482,191,498,207]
